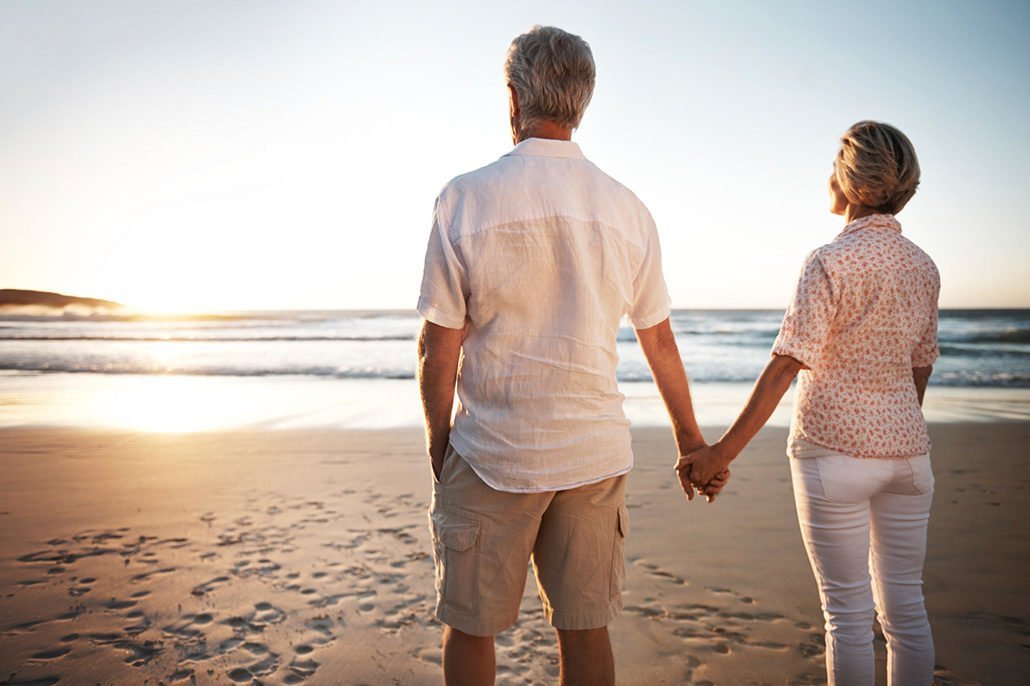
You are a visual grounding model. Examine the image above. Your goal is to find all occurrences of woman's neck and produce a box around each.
[844,204,884,224]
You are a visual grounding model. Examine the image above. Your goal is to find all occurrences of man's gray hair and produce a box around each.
[504,26,595,133]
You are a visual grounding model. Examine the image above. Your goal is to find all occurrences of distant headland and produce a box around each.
[0,289,128,316]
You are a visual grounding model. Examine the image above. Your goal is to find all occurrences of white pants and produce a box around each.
[790,454,935,686]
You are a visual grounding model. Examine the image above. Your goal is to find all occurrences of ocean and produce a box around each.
[1,309,1027,431]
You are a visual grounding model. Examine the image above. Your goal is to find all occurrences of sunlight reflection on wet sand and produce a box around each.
[0,372,1026,433]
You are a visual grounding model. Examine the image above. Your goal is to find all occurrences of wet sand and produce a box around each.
[0,423,1026,685]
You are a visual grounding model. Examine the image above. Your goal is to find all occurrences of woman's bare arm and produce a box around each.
[913,365,933,406]
[677,353,803,487]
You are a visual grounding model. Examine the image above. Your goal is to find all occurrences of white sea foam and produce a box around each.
[0,310,1027,386]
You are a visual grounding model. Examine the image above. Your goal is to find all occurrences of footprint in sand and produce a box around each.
[17,578,47,587]
[632,559,688,586]
[190,575,230,596]
[130,566,177,584]
[103,597,138,611]
[377,591,431,634]
[166,609,283,681]
[92,633,164,667]
[799,634,825,658]
[3,676,60,685]
[30,646,72,660]
[304,615,336,640]
[707,585,756,604]
[283,657,320,684]
[164,612,216,653]
[168,666,195,682]
[124,610,151,636]
[231,557,282,580]
[253,601,287,625]
[219,644,280,681]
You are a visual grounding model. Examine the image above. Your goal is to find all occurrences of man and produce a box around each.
[417,26,723,686]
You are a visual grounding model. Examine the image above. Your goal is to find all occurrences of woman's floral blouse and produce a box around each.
[773,214,940,458]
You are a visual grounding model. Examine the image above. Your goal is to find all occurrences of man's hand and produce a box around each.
[430,446,446,482]
[676,444,733,502]
[418,320,464,480]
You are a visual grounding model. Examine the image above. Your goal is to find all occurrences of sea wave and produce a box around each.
[0,334,415,343]
[1,309,1025,388]
[942,330,1030,345]
[1,361,416,380]
[3,361,1027,387]
[3,330,1022,348]
[938,344,1030,358]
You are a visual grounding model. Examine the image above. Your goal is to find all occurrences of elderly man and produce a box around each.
[417,25,722,685]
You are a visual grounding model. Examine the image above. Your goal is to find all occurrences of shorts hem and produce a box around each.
[436,606,518,638]
[544,596,623,631]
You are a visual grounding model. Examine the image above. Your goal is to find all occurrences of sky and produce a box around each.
[1,0,1028,312]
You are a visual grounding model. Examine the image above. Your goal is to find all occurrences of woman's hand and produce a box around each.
[676,445,732,502]
[675,354,802,502]
[698,465,731,502]
[675,442,733,496]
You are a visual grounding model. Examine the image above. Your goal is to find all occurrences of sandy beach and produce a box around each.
[1,423,1026,685]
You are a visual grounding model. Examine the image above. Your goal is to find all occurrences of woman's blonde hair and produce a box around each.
[834,121,920,214]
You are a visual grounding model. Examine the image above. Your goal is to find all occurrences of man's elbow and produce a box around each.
[417,322,430,361]
[418,319,464,366]
[636,318,678,356]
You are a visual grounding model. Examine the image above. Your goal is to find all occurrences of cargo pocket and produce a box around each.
[430,509,481,614]
[610,504,629,601]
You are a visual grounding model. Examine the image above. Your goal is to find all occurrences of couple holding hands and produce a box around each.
[418,25,937,686]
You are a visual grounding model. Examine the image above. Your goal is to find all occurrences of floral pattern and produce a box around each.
[772,214,940,458]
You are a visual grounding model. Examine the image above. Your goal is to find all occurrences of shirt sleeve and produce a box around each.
[628,212,672,329]
[771,251,837,369]
[912,276,940,367]
[416,194,468,330]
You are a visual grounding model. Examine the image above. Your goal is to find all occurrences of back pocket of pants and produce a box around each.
[430,510,481,614]
[908,455,935,495]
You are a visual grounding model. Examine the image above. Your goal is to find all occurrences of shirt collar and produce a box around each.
[504,137,586,160]
[837,213,902,239]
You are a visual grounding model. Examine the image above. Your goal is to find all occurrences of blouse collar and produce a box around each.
[838,213,902,239]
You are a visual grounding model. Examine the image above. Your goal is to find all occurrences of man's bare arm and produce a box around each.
[635,318,706,458]
[417,320,464,476]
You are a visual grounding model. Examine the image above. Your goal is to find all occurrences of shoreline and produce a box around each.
[2,373,1028,433]
[1,423,1027,684]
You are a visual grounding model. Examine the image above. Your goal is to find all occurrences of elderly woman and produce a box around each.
[680,121,939,685]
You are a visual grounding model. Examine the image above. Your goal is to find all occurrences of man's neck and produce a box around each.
[514,120,573,143]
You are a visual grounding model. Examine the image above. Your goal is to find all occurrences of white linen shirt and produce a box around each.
[418,138,671,492]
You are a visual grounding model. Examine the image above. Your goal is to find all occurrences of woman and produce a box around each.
[680,121,939,685]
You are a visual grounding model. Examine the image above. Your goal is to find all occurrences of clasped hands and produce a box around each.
[675,443,733,502]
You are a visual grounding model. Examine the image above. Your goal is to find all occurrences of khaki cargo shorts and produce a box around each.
[428,444,629,637]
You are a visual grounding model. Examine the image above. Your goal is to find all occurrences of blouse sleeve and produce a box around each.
[771,250,837,369]
[912,275,940,367]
